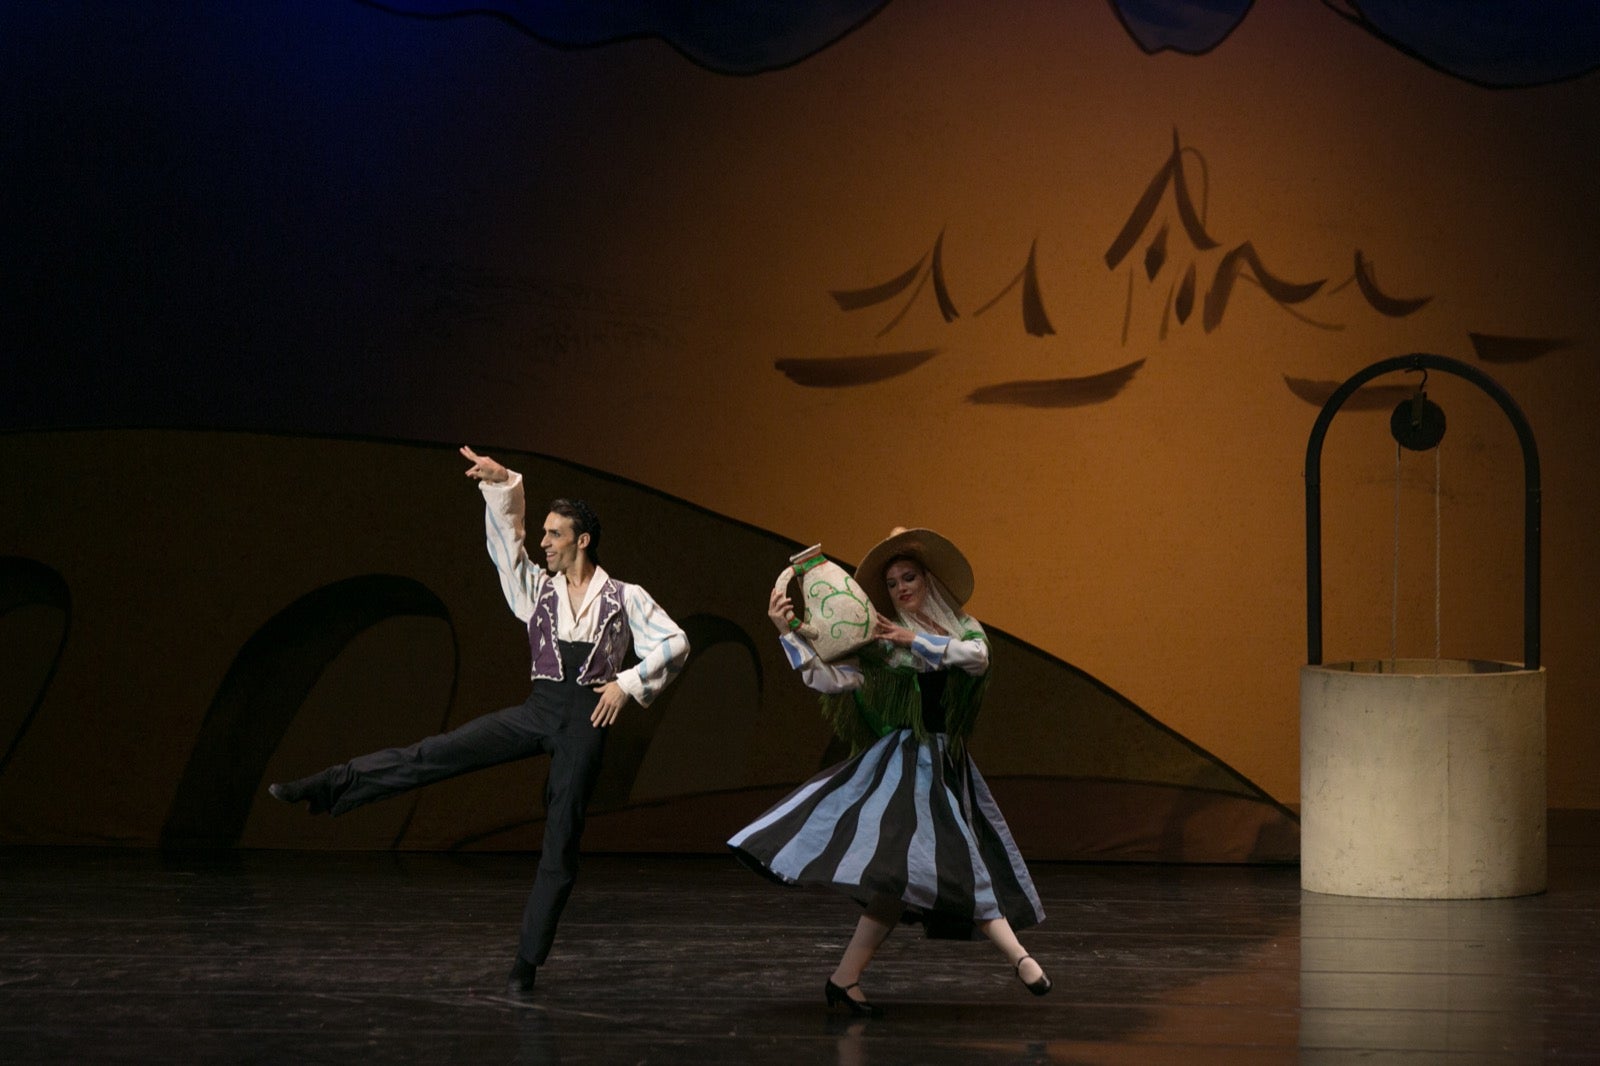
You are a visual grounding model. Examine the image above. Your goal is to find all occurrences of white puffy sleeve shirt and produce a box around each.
[477,471,689,707]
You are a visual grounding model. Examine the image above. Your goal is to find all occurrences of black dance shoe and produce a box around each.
[267,773,332,815]
[507,956,537,997]
[1014,954,1052,996]
[825,979,884,1018]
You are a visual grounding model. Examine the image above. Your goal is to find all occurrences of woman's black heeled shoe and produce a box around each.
[1015,955,1052,996]
[825,979,884,1018]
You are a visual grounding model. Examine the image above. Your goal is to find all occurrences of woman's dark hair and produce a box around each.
[883,552,924,576]
[548,498,601,565]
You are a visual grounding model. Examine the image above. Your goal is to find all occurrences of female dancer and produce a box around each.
[729,528,1049,1016]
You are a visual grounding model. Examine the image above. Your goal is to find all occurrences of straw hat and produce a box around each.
[856,527,974,616]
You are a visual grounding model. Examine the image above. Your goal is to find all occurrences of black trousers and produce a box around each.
[320,640,607,966]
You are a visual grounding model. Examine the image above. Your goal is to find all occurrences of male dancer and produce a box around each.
[270,445,690,995]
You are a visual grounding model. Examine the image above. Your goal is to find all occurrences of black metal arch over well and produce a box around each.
[1303,353,1542,669]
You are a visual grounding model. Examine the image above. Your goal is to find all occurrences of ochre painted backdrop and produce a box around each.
[2,1,1597,846]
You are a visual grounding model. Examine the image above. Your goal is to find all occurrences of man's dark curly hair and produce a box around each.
[547,498,601,565]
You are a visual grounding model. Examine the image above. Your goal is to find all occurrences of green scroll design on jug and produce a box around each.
[806,574,872,642]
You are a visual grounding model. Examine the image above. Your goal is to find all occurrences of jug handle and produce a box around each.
[772,565,819,641]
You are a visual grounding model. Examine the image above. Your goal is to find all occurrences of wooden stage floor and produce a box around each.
[2,842,1596,1063]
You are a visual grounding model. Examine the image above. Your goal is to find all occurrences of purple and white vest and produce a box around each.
[528,577,631,685]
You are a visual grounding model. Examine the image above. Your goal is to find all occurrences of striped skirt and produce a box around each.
[727,729,1045,938]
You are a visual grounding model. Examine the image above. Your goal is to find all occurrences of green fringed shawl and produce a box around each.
[819,633,992,757]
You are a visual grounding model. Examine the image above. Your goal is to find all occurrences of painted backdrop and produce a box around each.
[3,1,1598,852]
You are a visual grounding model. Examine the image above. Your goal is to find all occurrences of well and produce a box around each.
[1301,355,1546,899]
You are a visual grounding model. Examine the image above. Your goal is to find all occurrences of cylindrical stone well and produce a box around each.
[1300,659,1546,899]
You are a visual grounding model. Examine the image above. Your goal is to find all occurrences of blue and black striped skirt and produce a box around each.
[728,729,1044,938]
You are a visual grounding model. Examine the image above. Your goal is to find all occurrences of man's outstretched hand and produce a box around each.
[460,445,509,483]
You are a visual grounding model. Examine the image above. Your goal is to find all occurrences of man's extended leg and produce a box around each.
[271,696,546,815]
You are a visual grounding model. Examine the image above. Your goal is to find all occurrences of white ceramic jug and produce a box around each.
[772,544,874,662]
